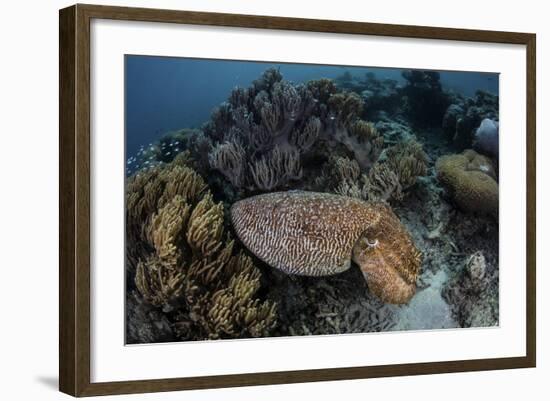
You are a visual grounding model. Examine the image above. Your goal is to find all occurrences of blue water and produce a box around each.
[125,55,498,159]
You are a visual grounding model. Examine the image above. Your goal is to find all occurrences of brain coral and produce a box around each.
[231,191,421,304]
[436,149,498,217]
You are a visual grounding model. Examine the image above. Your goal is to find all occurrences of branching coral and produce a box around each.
[342,120,384,170]
[307,78,337,107]
[365,162,403,202]
[126,154,207,273]
[326,139,427,203]
[127,158,277,340]
[331,155,361,183]
[203,68,383,193]
[327,91,364,126]
[289,116,321,152]
[208,141,247,188]
[252,67,283,93]
[436,149,498,217]
[321,91,384,170]
[249,146,302,191]
[327,156,369,199]
[385,139,429,189]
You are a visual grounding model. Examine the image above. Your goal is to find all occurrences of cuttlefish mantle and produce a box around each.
[230,191,421,304]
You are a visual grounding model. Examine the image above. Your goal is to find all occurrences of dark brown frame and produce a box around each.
[59,3,536,397]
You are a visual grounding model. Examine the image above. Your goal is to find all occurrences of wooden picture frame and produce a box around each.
[59,3,536,397]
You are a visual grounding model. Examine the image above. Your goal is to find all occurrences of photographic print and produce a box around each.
[124,56,499,344]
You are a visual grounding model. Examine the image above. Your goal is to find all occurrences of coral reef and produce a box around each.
[401,70,451,127]
[442,90,499,149]
[474,118,499,157]
[442,251,499,327]
[436,149,498,217]
[126,129,213,178]
[334,70,403,116]
[326,139,428,204]
[231,191,421,304]
[204,68,383,193]
[126,156,276,340]
[125,67,501,342]
[126,291,175,344]
[383,139,429,190]
[359,73,402,117]
[373,115,416,144]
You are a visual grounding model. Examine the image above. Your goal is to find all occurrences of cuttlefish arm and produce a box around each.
[352,204,421,304]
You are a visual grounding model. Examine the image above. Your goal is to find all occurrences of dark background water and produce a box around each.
[125,55,498,158]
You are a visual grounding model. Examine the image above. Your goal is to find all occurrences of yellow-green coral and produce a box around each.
[328,140,426,203]
[349,120,384,151]
[126,153,207,273]
[329,155,361,183]
[127,158,277,340]
[306,78,337,104]
[328,92,363,125]
[385,139,428,189]
[436,149,498,216]
[366,162,403,202]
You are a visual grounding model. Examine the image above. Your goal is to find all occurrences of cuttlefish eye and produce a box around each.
[356,237,379,252]
[352,205,421,304]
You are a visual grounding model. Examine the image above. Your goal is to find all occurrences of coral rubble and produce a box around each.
[442,251,499,327]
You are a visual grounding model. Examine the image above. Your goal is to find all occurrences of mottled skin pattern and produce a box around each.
[352,203,421,304]
[231,191,421,304]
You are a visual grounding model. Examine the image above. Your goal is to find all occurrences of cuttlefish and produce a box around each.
[230,191,421,304]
